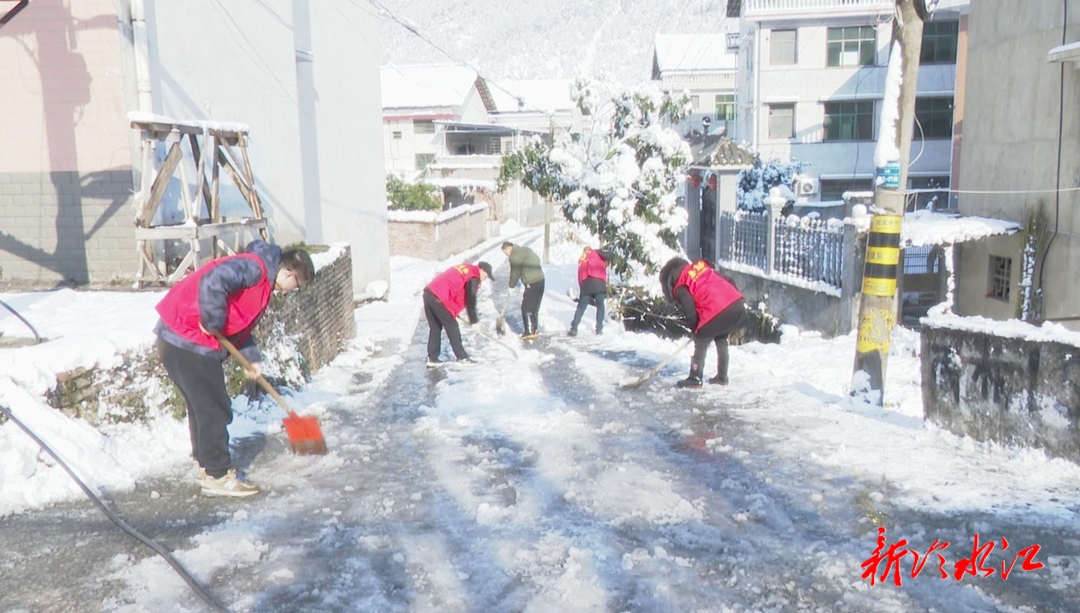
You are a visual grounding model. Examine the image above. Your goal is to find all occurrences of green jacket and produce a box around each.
[508,245,544,287]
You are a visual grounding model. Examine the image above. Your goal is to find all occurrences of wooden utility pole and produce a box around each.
[851,0,924,404]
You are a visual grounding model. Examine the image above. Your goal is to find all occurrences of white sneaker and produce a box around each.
[194,467,206,483]
[200,469,260,497]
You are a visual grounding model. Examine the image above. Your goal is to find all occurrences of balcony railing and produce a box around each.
[742,0,893,18]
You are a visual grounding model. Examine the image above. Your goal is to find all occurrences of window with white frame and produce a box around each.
[771,29,797,65]
[413,120,436,134]
[824,100,874,141]
[827,26,876,67]
[715,94,736,121]
[489,137,502,155]
[392,131,403,140]
[768,104,794,139]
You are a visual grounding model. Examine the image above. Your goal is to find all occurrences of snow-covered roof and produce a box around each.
[847,209,1022,248]
[653,34,737,74]
[381,63,480,109]
[689,135,755,168]
[488,79,577,114]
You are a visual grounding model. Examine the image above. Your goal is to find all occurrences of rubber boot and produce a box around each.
[676,364,703,389]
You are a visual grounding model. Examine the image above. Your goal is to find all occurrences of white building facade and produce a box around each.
[730,0,966,205]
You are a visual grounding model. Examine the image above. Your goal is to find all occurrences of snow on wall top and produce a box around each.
[381,63,479,109]
[489,79,577,114]
[653,34,738,73]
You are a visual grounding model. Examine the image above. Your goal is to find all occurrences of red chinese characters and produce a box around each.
[862,527,1044,586]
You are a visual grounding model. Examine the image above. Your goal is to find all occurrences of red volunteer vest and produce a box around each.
[577,248,607,284]
[155,253,272,350]
[674,260,742,332]
[426,264,481,317]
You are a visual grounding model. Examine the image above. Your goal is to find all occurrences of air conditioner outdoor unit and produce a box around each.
[797,177,818,196]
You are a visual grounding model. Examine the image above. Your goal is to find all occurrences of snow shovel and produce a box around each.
[215,333,328,455]
[459,316,518,359]
[495,296,509,336]
[620,339,693,390]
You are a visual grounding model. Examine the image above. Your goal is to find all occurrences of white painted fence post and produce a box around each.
[764,187,786,275]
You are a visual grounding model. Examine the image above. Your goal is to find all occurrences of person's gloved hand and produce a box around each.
[244,361,262,380]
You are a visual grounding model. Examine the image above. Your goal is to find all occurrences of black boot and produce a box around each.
[677,363,703,388]
[521,314,538,340]
[707,375,728,385]
[676,374,703,388]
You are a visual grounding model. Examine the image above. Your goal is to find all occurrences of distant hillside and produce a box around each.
[377,0,728,86]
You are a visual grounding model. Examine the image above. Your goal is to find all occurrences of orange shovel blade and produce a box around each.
[282,412,328,455]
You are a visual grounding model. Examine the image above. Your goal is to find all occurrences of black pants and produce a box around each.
[570,290,605,332]
[424,289,468,360]
[521,278,545,334]
[157,337,233,478]
[690,299,748,382]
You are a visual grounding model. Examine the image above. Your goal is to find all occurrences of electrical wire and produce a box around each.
[0,403,231,613]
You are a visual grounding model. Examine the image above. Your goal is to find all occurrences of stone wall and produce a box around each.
[921,324,1080,462]
[47,246,356,424]
[388,204,489,261]
[0,170,135,285]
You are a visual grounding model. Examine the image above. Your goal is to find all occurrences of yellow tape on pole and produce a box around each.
[862,277,897,297]
[856,306,896,353]
[866,247,900,266]
[870,215,903,234]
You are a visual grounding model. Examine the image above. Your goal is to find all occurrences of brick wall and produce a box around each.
[0,170,136,285]
[388,205,489,261]
[255,245,356,373]
[47,246,357,423]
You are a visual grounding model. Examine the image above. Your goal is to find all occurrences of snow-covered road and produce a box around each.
[3,234,1079,612]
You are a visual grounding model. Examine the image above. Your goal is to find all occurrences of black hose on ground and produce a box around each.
[0,298,42,344]
[0,402,231,613]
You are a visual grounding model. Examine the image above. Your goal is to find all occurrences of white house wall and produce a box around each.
[146,1,305,239]
[308,0,390,294]
[739,17,956,195]
[147,0,387,295]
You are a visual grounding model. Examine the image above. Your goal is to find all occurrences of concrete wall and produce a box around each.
[922,324,1080,463]
[956,2,1080,323]
[0,0,135,285]
[388,205,489,261]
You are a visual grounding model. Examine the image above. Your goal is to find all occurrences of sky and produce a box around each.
[2,222,1079,611]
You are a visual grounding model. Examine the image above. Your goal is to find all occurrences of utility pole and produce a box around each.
[542,118,555,264]
[851,0,924,404]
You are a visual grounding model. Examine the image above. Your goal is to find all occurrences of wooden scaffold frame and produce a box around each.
[131,115,269,287]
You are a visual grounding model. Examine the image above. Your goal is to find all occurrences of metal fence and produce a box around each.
[718,210,769,270]
[718,210,845,289]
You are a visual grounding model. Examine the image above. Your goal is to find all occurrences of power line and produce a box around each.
[366,0,561,121]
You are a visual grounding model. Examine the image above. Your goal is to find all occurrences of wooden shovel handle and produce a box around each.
[214,332,296,416]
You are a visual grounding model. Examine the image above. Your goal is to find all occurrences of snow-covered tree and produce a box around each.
[498,79,692,288]
[736,156,804,211]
